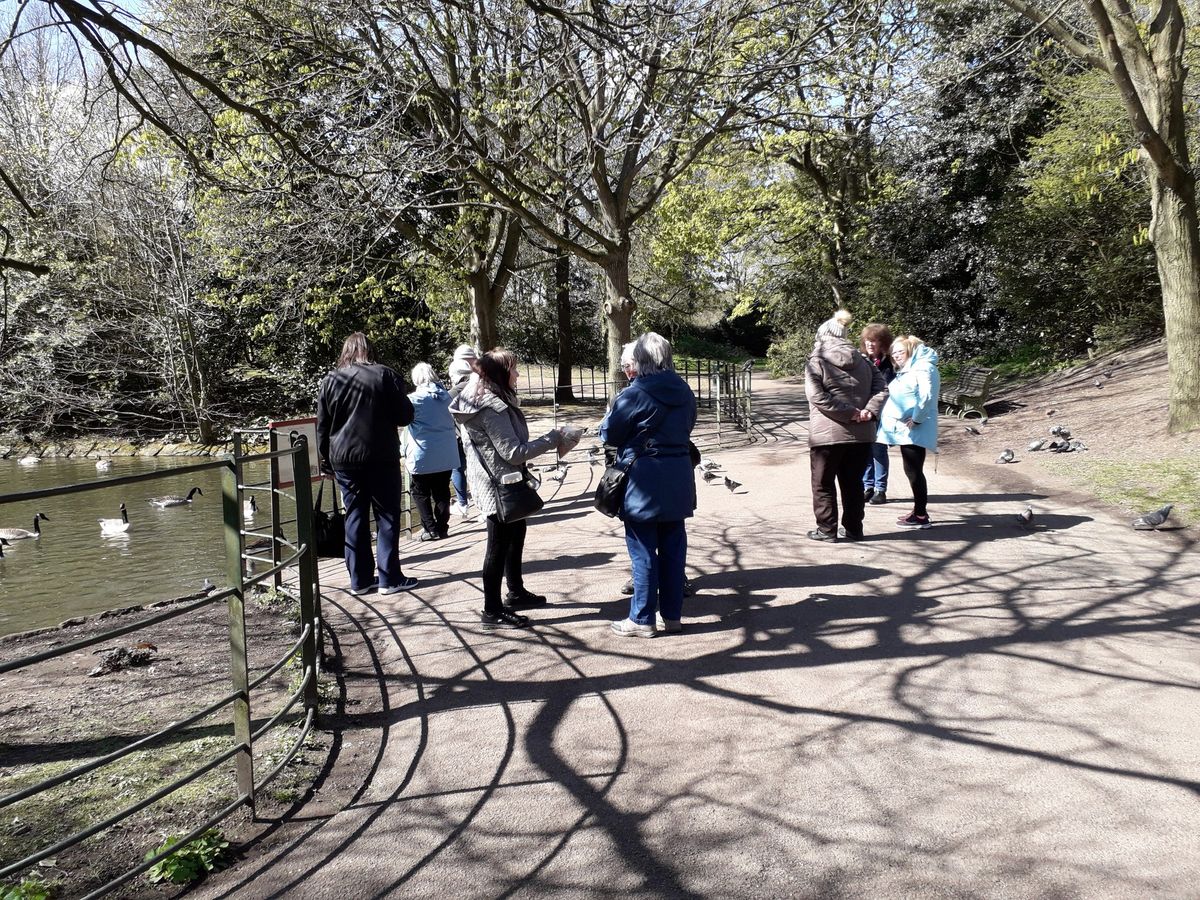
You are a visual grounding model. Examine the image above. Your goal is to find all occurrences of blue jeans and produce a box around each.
[335,464,404,592]
[624,520,688,625]
[863,443,889,491]
[451,438,469,506]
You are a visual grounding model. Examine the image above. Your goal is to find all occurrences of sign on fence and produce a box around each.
[269,417,320,488]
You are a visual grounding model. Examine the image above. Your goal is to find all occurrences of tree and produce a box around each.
[992,0,1200,431]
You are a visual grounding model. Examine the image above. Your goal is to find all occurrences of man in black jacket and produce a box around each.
[317,332,416,596]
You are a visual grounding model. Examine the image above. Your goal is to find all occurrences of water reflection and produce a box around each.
[0,455,282,636]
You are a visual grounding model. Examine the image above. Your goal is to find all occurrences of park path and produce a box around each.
[195,374,1199,900]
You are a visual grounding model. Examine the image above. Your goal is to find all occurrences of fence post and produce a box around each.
[289,435,322,714]
[268,429,283,588]
[222,461,255,815]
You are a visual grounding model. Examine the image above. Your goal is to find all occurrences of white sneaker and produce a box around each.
[453,501,471,519]
[610,617,656,638]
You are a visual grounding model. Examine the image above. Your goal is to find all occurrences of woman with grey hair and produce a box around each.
[402,362,459,541]
[599,332,697,637]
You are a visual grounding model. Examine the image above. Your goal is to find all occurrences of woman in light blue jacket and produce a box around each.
[403,363,461,541]
[877,336,940,529]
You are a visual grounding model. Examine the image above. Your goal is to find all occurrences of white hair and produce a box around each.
[629,332,674,376]
[411,362,438,386]
[619,341,637,368]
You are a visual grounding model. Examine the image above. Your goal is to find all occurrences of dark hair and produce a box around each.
[472,348,518,404]
[337,332,376,368]
[860,323,894,355]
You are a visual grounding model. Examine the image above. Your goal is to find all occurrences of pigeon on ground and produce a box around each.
[201,578,216,593]
[543,468,567,482]
[1068,440,1088,452]
[698,457,722,472]
[1101,368,1114,378]
[702,469,721,482]
[1046,439,1064,451]
[724,476,743,492]
[1017,507,1035,528]
[1046,409,1057,417]
[1093,379,1103,389]
[1027,439,1046,452]
[1049,425,1072,440]
[1132,504,1174,530]
[964,425,981,435]
[995,449,1015,464]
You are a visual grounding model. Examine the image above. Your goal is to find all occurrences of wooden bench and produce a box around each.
[939,366,995,420]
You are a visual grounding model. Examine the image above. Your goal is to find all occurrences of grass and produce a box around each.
[1065,457,1199,525]
[0,734,236,890]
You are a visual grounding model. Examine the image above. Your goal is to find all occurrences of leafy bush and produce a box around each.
[145,828,231,885]
[0,878,55,900]
[766,332,813,377]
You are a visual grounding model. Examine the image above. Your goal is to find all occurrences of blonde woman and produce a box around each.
[876,336,941,529]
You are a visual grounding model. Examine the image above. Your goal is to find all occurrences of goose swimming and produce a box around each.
[0,538,10,558]
[99,503,130,535]
[147,487,203,508]
[0,513,48,541]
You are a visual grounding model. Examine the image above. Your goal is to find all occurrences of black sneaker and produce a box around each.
[419,530,440,542]
[869,491,887,505]
[480,608,531,628]
[806,529,837,543]
[621,578,634,595]
[863,487,875,502]
[837,527,864,541]
[504,588,547,608]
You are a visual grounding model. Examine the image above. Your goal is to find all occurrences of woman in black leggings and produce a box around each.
[449,349,566,628]
[876,336,941,528]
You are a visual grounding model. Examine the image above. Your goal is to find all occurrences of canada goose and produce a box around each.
[0,538,10,558]
[244,495,258,517]
[99,503,130,535]
[0,513,49,541]
[96,459,112,472]
[147,487,203,508]
[17,456,40,466]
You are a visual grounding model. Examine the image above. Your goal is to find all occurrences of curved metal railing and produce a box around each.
[0,434,324,897]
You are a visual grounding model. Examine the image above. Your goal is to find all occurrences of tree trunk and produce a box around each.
[467,271,499,352]
[601,252,636,399]
[1147,170,1200,432]
[554,250,575,403]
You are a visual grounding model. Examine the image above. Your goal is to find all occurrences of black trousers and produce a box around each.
[810,443,871,535]
[482,515,528,612]
[900,445,928,516]
[410,470,451,537]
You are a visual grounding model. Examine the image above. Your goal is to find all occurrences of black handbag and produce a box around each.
[594,460,630,517]
[471,443,545,523]
[313,477,346,558]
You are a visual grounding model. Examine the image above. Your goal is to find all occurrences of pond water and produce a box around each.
[0,455,282,637]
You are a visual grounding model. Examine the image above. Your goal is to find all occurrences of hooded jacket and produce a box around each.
[448,376,561,517]
[402,382,460,474]
[316,363,414,470]
[804,337,889,446]
[599,370,698,523]
[877,343,940,451]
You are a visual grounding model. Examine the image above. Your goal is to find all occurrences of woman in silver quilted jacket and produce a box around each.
[449,349,567,629]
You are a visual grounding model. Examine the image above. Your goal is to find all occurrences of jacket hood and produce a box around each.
[903,343,939,371]
[812,336,859,371]
[632,370,693,407]
[449,373,510,423]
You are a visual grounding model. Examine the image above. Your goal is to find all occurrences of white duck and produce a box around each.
[148,487,203,508]
[244,495,258,518]
[96,458,113,472]
[17,456,40,466]
[0,513,48,541]
[99,503,130,535]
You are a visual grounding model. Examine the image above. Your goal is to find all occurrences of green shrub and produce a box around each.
[145,828,231,885]
[0,878,55,900]
[766,332,813,377]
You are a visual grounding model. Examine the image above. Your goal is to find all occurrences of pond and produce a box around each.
[0,455,283,637]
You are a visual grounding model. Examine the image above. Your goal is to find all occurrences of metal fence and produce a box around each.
[515,357,753,449]
[0,435,323,898]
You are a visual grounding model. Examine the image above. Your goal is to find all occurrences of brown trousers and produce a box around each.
[810,443,872,535]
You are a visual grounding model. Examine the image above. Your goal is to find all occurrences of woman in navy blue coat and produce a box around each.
[600,333,697,637]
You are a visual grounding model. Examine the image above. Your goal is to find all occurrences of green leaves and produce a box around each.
[144,828,231,885]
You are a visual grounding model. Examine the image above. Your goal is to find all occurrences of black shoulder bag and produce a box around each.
[313,476,345,558]
[470,441,545,523]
